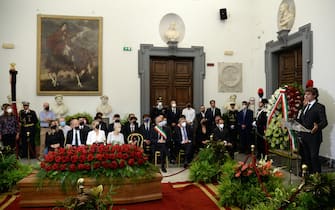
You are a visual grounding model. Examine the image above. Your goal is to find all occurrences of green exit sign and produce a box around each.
[123,46,132,51]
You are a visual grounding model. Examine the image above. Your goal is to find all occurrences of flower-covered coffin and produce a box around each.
[18,144,162,207]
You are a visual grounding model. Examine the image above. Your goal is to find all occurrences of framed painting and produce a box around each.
[37,14,103,95]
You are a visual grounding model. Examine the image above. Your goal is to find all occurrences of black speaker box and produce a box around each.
[220,8,227,20]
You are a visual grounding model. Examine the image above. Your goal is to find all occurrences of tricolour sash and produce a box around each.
[154,125,167,140]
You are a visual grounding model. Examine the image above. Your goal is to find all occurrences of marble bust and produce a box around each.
[52,95,69,118]
[277,1,295,31]
[165,22,180,42]
[96,95,112,116]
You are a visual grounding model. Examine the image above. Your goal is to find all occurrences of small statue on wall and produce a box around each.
[165,22,180,42]
[52,95,69,118]
[277,0,295,31]
[96,95,112,116]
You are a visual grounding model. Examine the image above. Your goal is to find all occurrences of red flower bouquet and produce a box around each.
[37,144,158,190]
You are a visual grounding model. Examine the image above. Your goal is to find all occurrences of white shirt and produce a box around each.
[71,129,82,146]
[107,131,124,145]
[86,130,106,145]
[182,108,196,124]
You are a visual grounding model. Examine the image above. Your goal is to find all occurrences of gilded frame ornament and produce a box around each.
[37,14,102,95]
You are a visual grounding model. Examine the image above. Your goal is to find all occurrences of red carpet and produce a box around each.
[1,182,227,210]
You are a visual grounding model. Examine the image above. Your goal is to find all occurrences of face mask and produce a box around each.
[114,119,120,123]
[157,102,163,110]
[60,121,66,127]
[171,103,176,108]
[50,125,57,129]
[45,106,49,111]
[6,108,13,113]
[242,105,247,109]
[144,118,150,122]
[51,125,57,129]
[74,126,80,130]
[187,105,191,108]
[79,121,84,126]
[95,124,100,129]
[219,124,224,129]
[159,120,167,127]
[181,122,187,127]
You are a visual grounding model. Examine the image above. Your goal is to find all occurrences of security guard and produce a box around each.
[19,101,38,158]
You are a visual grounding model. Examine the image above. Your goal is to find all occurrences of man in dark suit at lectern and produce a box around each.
[297,87,328,174]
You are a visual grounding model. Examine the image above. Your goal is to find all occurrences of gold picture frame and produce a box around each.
[37,14,102,95]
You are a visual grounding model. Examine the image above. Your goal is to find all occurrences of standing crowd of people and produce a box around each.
[0,88,327,175]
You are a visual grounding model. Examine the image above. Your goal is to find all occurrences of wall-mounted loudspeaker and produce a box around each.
[220,8,227,20]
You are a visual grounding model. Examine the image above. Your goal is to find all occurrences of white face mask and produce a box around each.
[181,122,187,127]
[7,108,13,113]
[159,120,167,127]
[157,102,163,110]
[171,103,176,108]
[242,105,247,109]
[219,124,224,129]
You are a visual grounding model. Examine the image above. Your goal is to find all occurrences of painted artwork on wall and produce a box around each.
[218,62,242,92]
[37,14,103,95]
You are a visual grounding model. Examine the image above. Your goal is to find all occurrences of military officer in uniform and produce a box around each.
[19,101,38,158]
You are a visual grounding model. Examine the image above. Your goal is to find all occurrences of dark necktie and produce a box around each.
[75,131,79,146]
[303,104,310,115]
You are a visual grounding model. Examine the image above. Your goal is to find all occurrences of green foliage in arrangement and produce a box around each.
[218,158,286,210]
[189,140,230,183]
[284,173,335,210]
[0,147,32,193]
[65,112,93,125]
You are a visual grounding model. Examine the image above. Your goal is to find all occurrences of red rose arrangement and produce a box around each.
[40,144,148,172]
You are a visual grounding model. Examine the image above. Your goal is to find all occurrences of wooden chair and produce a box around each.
[177,149,185,167]
[127,133,144,148]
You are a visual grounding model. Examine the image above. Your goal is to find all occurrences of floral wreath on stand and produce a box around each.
[265,84,304,151]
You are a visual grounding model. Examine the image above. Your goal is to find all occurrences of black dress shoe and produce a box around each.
[161,167,167,173]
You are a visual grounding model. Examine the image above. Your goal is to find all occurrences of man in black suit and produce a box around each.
[254,99,268,159]
[205,99,221,132]
[150,115,171,173]
[151,97,167,122]
[173,117,193,168]
[139,114,153,160]
[212,117,233,158]
[166,100,181,128]
[122,114,139,143]
[297,87,328,174]
[237,101,254,154]
[78,117,91,142]
[66,119,87,147]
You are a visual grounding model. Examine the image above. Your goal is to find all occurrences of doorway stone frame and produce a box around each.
[138,44,205,117]
[265,23,313,97]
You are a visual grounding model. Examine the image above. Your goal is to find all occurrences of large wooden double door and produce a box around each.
[278,45,302,86]
[150,56,193,108]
